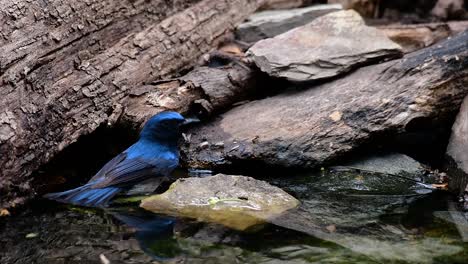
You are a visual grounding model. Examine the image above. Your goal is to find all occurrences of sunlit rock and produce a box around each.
[140,174,299,230]
[236,4,342,43]
[248,10,402,82]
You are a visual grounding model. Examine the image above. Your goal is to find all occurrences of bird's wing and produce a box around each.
[90,154,178,189]
[89,153,128,182]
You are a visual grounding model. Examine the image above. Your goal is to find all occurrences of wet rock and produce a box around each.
[236,4,342,43]
[267,171,462,262]
[336,153,426,177]
[446,96,468,207]
[247,10,402,82]
[182,31,468,171]
[140,174,299,230]
[330,153,435,195]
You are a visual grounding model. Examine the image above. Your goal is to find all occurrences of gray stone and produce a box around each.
[337,153,426,176]
[247,10,402,82]
[182,31,468,171]
[267,170,458,262]
[236,4,342,43]
[446,96,468,204]
[140,174,299,230]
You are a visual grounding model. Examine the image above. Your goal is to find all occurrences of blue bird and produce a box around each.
[44,111,192,207]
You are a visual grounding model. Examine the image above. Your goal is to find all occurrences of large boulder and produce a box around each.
[247,10,402,82]
[182,31,468,171]
[446,95,468,207]
[140,174,300,230]
[236,4,342,43]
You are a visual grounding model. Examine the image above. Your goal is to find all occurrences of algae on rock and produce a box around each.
[140,174,300,230]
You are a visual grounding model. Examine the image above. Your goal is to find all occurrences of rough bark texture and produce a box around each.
[123,62,258,128]
[0,0,265,208]
[182,31,468,171]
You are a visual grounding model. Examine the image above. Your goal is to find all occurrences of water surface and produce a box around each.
[1,170,467,263]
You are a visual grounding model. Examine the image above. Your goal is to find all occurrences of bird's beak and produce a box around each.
[181,117,200,126]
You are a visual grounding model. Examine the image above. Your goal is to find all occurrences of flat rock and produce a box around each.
[247,10,402,82]
[337,153,426,176]
[236,4,342,43]
[332,153,433,194]
[446,95,468,207]
[182,31,468,171]
[140,174,299,230]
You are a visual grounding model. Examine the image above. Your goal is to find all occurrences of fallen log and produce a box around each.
[182,30,468,171]
[0,0,266,208]
[123,61,259,127]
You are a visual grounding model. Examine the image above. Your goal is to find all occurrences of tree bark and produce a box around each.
[182,31,468,171]
[123,61,259,128]
[0,0,265,208]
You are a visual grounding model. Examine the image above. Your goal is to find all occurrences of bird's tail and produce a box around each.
[44,182,121,207]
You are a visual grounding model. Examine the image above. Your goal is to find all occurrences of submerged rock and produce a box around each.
[247,10,402,82]
[446,96,468,207]
[267,170,462,262]
[236,4,342,43]
[336,153,426,177]
[140,174,299,230]
[332,153,435,195]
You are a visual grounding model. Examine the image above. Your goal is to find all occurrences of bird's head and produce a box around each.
[139,111,185,142]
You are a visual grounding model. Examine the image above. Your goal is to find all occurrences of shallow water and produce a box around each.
[1,170,467,264]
